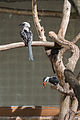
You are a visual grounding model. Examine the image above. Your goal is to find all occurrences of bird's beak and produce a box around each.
[18,24,24,27]
[43,82,47,88]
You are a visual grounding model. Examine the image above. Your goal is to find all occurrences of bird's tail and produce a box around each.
[28,42,34,61]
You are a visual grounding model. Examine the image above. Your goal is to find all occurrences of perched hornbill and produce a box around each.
[43,76,59,87]
[19,22,33,61]
[45,43,63,73]
[64,69,80,108]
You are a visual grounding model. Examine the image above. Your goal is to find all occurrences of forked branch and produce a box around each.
[32,0,80,120]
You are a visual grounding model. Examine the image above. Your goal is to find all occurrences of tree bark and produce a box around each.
[32,0,80,120]
[0,41,55,51]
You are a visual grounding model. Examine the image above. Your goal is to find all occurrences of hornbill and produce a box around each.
[43,76,59,87]
[64,69,80,108]
[19,22,33,61]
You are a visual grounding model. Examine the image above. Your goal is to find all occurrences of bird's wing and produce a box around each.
[20,30,28,41]
[27,31,33,44]
[49,76,59,85]
[64,69,80,108]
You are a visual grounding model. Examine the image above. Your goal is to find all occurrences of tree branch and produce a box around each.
[58,0,71,38]
[72,33,80,44]
[49,31,70,48]
[51,83,74,96]
[32,0,46,41]
[0,41,55,51]
[48,1,79,120]
[32,0,80,120]
[49,31,80,72]
[48,0,71,83]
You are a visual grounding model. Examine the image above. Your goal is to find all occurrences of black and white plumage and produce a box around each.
[64,69,80,108]
[19,22,33,61]
[43,76,59,87]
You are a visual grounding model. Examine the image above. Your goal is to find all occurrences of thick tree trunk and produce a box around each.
[32,0,80,120]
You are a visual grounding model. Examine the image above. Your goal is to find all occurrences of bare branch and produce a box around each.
[49,31,70,48]
[51,84,74,96]
[48,1,79,120]
[0,41,55,51]
[49,31,80,72]
[32,0,46,41]
[31,1,79,119]
[51,84,78,120]
[0,42,25,51]
[72,33,80,44]
[58,0,71,38]
[48,0,71,85]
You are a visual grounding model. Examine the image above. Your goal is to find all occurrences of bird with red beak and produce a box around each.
[43,76,59,88]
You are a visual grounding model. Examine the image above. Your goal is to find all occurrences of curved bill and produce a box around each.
[18,23,24,27]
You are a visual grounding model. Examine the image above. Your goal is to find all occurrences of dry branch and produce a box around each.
[48,0,79,120]
[48,0,71,83]
[51,84,74,96]
[49,31,80,72]
[32,0,46,41]
[72,33,80,44]
[0,41,55,51]
[58,0,71,38]
[49,31,70,48]
[32,0,80,120]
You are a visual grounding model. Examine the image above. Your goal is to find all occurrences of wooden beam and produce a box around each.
[0,106,60,117]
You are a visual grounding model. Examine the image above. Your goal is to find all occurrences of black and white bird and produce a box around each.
[19,22,33,61]
[43,76,59,87]
[64,69,80,108]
